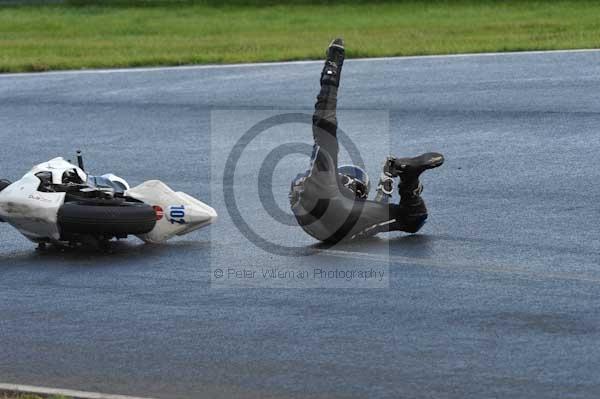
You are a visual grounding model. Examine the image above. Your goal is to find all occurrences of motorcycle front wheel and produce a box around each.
[58,201,157,238]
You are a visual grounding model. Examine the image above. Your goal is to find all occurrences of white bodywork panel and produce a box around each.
[0,158,78,242]
[99,173,131,190]
[126,180,217,243]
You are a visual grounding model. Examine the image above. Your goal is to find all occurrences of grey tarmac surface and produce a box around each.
[1,50,600,399]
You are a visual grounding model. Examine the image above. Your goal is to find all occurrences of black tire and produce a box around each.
[0,179,11,192]
[58,201,157,237]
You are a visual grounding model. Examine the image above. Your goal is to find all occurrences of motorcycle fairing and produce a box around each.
[126,180,217,243]
[0,172,65,242]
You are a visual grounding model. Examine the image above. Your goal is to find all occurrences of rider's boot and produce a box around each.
[393,152,444,230]
[321,38,345,87]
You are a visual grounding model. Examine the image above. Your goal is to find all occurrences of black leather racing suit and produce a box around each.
[289,84,427,243]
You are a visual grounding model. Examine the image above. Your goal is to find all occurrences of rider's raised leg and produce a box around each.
[311,38,345,177]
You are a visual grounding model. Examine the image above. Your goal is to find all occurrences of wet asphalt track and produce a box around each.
[1,50,600,399]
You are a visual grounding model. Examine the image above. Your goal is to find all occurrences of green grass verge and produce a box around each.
[1,0,600,73]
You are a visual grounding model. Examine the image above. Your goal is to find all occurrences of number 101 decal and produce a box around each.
[168,205,187,225]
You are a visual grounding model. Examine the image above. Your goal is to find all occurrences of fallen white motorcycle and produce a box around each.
[0,153,217,249]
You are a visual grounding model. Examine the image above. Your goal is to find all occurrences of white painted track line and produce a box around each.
[0,383,157,399]
[0,48,598,78]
